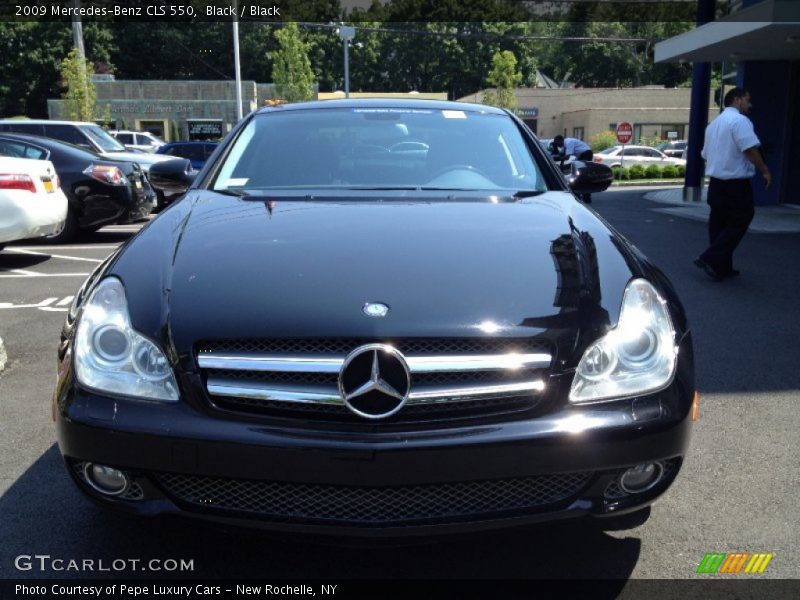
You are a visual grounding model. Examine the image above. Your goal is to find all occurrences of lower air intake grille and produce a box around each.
[157,471,591,525]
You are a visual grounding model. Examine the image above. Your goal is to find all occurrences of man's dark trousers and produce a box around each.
[700,177,755,275]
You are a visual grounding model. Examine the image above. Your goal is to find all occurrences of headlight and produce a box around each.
[569,279,676,403]
[74,277,179,401]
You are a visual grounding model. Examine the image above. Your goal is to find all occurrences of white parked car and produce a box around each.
[593,145,686,168]
[0,156,68,250]
[109,130,165,153]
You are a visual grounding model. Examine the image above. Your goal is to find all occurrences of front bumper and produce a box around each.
[55,361,694,535]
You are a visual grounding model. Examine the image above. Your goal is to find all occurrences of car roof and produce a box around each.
[0,119,97,126]
[0,131,99,156]
[255,98,507,116]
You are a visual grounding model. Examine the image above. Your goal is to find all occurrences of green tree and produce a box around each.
[271,23,315,102]
[60,48,97,121]
[482,50,521,110]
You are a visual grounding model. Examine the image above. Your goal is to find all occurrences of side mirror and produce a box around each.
[148,158,196,194]
[567,161,613,195]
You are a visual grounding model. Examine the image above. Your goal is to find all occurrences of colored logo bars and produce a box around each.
[697,552,774,574]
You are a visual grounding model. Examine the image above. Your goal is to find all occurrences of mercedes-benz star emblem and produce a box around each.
[362,302,389,318]
[338,344,411,419]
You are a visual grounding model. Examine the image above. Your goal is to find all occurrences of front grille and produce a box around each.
[197,338,552,423]
[157,471,591,525]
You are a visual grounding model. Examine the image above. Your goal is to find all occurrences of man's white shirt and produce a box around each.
[563,138,591,156]
[702,107,761,179]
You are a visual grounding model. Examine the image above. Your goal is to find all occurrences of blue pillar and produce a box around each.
[683,0,716,202]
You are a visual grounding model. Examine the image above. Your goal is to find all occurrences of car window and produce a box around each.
[78,124,126,152]
[643,148,662,158]
[44,124,89,146]
[213,108,547,193]
[203,144,217,158]
[116,133,134,144]
[0,138,53,161]
[598,147,618,155]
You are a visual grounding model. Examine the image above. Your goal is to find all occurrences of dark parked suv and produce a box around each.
[54,100,694,536]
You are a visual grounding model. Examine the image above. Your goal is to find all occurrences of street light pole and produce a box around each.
[338,26,355,98]
[233,0,243,120]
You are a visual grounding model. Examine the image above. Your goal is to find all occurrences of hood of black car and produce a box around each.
[113,192,640,360]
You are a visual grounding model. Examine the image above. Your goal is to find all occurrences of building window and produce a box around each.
[572,127,585,140]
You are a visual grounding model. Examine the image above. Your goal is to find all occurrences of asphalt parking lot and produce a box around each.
[1,189,798,584]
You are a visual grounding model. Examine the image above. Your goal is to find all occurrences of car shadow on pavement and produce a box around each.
[0,445,638,587]
[0,252,51,269]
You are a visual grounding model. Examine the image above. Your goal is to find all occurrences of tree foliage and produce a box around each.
[60,48,97,121]
[271,23,315,103]
[482,51,522,110]
[0,3,698,119]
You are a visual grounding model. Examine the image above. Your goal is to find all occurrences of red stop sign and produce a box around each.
[616,122,633,144]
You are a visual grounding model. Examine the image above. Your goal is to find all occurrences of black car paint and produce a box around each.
[54,100,693,535]
[0,133,153,231]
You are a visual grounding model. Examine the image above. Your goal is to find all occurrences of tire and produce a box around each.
[593,506,651,531]
[37,209,79,244]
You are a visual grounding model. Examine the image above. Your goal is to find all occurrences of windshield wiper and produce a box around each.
[513,190,546,198]
[214,189,250,197]
[345,186,423,191]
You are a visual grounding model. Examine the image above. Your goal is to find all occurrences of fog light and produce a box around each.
[619,462,663,494]
[83,463,129,496]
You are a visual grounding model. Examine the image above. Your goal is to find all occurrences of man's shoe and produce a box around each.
[694,258,723,281]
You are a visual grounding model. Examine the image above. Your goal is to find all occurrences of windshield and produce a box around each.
[213,108,547,194]
[79,124,127,152]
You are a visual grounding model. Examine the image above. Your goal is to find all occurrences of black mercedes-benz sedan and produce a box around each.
[53,100,695,536]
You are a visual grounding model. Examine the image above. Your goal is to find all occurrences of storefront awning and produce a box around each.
[655,0,800,63]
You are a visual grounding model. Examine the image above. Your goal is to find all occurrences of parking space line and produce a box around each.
[4,268,41,276]
[4,248,103,263]
[56,297,73,306]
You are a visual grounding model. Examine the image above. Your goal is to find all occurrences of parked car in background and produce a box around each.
[0,134,154,243]
[153,141,219,209]
[656,140,688,159]
[155,141,218,169]
[109,130,165,153]
[0,120,174,177]
[593,145,686,168]
[55,99,694,537]
[0,156,67,250]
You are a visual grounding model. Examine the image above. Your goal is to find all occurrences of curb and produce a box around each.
[0,336,6,374]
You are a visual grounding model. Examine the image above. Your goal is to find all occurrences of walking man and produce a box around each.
[694,87,771,280]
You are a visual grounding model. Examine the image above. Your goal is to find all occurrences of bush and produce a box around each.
[611,165,622,180]
[677,164,686,177]
[628,164,646,179]
[661,165,679,179]
[617,167,631,180]
[589,131,618,153]
[645,164,663,179]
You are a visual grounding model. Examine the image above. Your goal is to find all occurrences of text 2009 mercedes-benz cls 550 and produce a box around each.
[53,100,694,536]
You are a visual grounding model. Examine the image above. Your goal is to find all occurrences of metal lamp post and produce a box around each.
[338,26,355,98]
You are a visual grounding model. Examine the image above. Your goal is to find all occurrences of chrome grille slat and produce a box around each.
[198,338,552,421]
[206,377,545,406]
[198,352,552,373]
